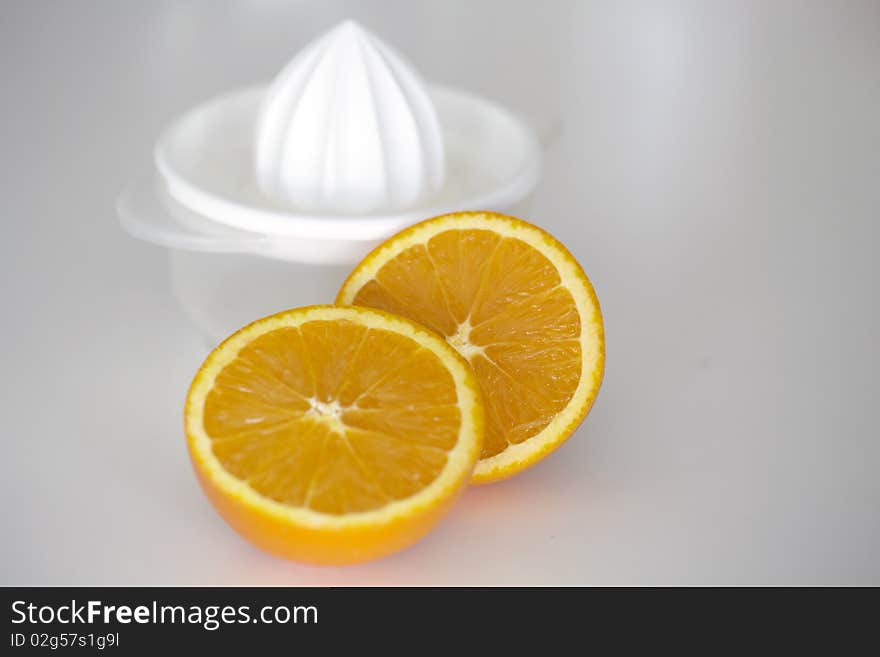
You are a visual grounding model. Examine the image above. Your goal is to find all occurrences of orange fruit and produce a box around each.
[337,212,604,483]
[184,305,483,565]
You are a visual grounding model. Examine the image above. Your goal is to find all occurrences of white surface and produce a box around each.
[2,0,879,585]
[255,20,445,213]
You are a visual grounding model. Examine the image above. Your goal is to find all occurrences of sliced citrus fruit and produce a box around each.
[184,305,483,565]
[337,212,604,484]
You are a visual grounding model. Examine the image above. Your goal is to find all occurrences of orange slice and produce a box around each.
[184,305,483,565]
[337,212,604,483]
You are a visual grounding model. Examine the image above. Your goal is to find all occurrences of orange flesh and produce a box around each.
[202,320,461,514]
[350,230,582,459]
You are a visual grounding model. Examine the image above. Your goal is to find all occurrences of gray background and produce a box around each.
[2,0,878,585]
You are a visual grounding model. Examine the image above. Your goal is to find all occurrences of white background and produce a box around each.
[2,0,878,585]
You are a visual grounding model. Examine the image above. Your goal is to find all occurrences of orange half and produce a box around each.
[337,212,604,483]
[184,305,483,565]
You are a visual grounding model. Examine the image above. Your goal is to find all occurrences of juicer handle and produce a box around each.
[117,175,267,253]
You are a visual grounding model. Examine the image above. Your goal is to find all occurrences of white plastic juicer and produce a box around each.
[118,21,541,343]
